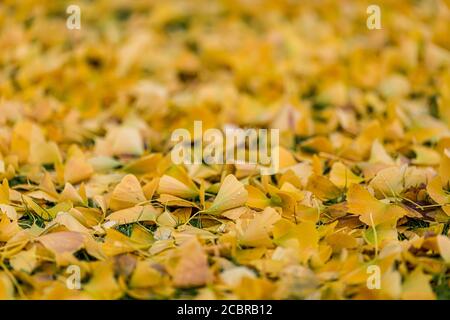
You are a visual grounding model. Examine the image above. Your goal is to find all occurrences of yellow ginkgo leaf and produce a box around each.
[401,267,436,300]
[102,228,150,256]
[124,153,162,174]
[411,145,441,166]
[158,175,198,199]
[29,141,62,165]
[109,174,146,211]
[296,204,320,223]
[53,212,90,234]
[363,220,398,247]
[237,207,280,247]
[0,273,14,300]
[203,174,248,214]
[233,277,276,300]
[23,195,54,220]
[84,261,123,299]
[347,184,406,226]
[143,178,160,200]
[245,185,270,210]
[156,210,178,227]
[10,246,38,273]
[427,176,450,204]
[0,215,21,242]
[426,176,450,215]
[129,224,154,246]
[347,184,383,214]
[157,194,199,208]
[306,174,341,201]
[107,126,144,156]
[39,172,58,198]
[158,165,198,199]
[329,162,363,188]
[0,204,17,220]
[64,154,94,185]
[273,219,319,263]
[88,156,121,173]
[69,207,102,228]
[106,205,160,225]
[10,121,43,163]
[301,136,334,154]
[326,232,358,251]
[222,207,251,220]
[369,165,406,197]
[278,147,297,170]
[130,260,165,289]
[369,139,395,165]
[380,267,402,299]
[278,169,303,189]
[59,183,87,205]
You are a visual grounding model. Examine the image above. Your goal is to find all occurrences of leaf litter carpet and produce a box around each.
[0,0,449,299]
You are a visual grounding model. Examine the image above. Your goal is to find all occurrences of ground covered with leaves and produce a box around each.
[0,0,450,299]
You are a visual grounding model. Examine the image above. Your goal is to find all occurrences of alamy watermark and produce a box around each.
[366,5,382,30]
[65,5,380,33]
[66,5,81,30]
[66,264,81,289]
[366,265,381,290]
[170,121,280,175]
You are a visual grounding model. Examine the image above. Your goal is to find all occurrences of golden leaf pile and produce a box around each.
[0,0,450,300]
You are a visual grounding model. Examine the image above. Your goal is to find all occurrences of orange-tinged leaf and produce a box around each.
[38,231,85,256]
